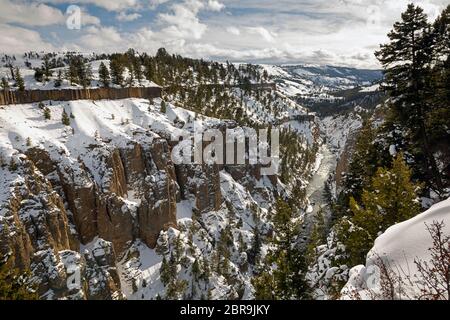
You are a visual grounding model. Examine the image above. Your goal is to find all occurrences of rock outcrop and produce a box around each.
[0,158,122,299]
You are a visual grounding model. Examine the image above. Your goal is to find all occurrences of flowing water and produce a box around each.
[299,143,337,248]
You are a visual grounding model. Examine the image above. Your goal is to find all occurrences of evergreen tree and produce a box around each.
[375,4,444,192]
[67,60,78,85]
[132,58,143,84]
[160,255,171,286]
[61,109,70,126]
[426,5,450,189]
[42,55,52,81]
[344,120,383,202]
[342,154,423,265]
[15,67,25,91]
[270,199,310,299]
[54,70,62,88]
[98,62,110,88]
[44,107,51,120]
[247,226,261,265]
[0,77,9,90]
[34,68,44,83]
[79,62,92,88]
[306,209,326,265]
[160,100,167,113]
[252,271,276,300]
[0,257,38,300]
[253,199,311,300]
[155,232,169,256]
[350,153,422,236]
[110,58,125,87]
[144,62,154,82]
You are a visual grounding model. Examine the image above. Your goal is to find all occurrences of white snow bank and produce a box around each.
[341,198,450,300]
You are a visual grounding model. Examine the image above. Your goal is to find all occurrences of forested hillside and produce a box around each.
[306,4,450,299]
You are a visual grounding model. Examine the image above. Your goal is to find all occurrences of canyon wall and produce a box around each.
[0,87,162,105]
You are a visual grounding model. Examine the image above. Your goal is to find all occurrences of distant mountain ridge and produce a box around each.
[279,64,382,89]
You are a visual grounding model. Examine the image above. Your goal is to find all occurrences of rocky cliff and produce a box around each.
[0,96,317,299]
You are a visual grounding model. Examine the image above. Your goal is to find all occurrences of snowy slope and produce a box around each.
[0,96,318,300]
[320,112,363,156]
[341,198,450,300]
[0,55,159,90]
[260,64,382,103]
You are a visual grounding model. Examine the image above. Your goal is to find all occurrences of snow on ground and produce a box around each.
[282,120,315,145]
[320,112,363,156]
[0,58,160,91]
[341,198,450,300]
[360,84,380,92]
[176,200,193,222]
[0,98,220,161]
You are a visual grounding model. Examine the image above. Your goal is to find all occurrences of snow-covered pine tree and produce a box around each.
[99,62,110,88]
[375,4,444,193]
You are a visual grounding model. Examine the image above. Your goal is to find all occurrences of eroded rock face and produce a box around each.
[175,164,222,213]
[25,137,181,253]
[83,239,123,300]
[0,159,122,299]
[0,117,233,299]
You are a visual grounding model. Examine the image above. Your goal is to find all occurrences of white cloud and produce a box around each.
[0,24,55,53]
[158,1,209,40]
[80,8,102,26]
[207,0,225,11]
[116,11,142,22]
[149,0,170,9]
[226,26,240,36]
[44,0,140,12]
[247,27,276,43]
[77,26,124,52]
[2,0,448,68]
[0,0,64,26]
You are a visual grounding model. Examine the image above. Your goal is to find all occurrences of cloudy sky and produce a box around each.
[0,0,448,68]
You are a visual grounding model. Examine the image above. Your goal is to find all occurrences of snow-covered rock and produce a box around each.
[341,198,450,300]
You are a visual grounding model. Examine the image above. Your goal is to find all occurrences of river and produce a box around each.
[298,142,337,248]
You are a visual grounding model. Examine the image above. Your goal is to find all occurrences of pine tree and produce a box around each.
[426,5,450,189]
[61,109,70,126]
[44,107,51,120]
[67,58,78,85]
[306,209,326,265]
[42,55,52,81]
[160,255,171,286]
[79,62,92,88]
[247,226,261,265]
[99,62,110,88]
[110,58,125,87]
[34,69,44,83]
[269,199,310,299]
[133,58,143,84]
[343,120,382,202]
[343,153,423,265]
[250,199,312,300]
[0,257,38,300]
[350,153,422,234]
[375,4,444,192]
[54,70,62,88]
[156,232,169,256]
[252,270,276,300]
[1,77,9,90]
[144,62,154,82]
[15,67,25,91]
[160,100,167,113]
